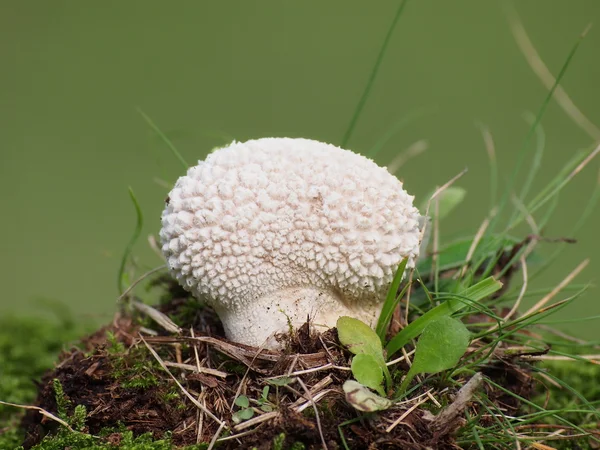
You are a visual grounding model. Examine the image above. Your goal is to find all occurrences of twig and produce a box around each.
[432,373,483,429]
[521,354,600,363]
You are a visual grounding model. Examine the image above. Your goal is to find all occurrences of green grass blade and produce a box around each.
[137,107,189,170]
[479,124,499,211]
[375,258,409,341]
[385,277,502,357]
[340,0,408,148]
[527,175,600,284]
[117,187,144,295]
[527,144,599,215]
[367,107,434,159]
[516,111,546,206]
[487,27,587,235]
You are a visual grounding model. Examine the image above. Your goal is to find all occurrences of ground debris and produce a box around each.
[19,278,545,449]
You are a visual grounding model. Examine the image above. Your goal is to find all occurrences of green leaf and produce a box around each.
[267,376,292,386]
[232,408,254,423]
[337,316,383,357]
[337,317,392,390]
[385,277,502,358]
[343,380,393,412]
[420,187,467,219]
[399,317,471,392]
[351,354,385,397]
[375,257,409,341]
[261,386,270,401]
[235,395,250,408]
[411,317,470,374]
[416,235,522,275]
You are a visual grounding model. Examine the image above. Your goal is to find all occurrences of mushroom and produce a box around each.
[160,137,423,348]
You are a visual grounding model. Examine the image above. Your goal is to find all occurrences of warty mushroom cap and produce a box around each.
[160,137,423,348]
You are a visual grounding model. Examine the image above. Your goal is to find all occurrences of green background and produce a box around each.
[1,1,598,337]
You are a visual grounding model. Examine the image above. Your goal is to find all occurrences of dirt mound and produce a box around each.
[20,276,536,449]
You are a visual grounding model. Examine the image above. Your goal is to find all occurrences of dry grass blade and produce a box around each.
[230,341,270,411]
[424,168,469,219]
[232,376,334,432]
[387,348,416,367]
[568,143,600,181]
[207,421,227,450]
[296,389,336,413]
[522,259,589,317]
[145,335,329,372]
[297,377,328,450]
[512,193,540,235]
[385,396,429,433]
[132,300,182,334]
[140,335,226,428]
[117,265,167,303]
[234,411,279,431]
[292,375,334,408]
[456,214,492,279]
[265,363,351,380]
[147,234,165,259]
[487,255,528,333]
[0,400,75,433]
[420,167,469,280]
[387,139,429,174]
[163,361,228,378]
[536,325,597,347]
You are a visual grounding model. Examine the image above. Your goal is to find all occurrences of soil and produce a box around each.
[20,262,537,449]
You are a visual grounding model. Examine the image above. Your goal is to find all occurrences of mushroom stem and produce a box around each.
[215,287,381,348]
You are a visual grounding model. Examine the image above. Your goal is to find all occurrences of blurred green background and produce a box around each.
[1,1,599,338]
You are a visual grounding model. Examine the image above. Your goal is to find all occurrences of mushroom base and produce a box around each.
[215,287,382,348]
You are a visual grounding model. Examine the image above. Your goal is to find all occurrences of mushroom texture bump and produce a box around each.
[160,137,423,348]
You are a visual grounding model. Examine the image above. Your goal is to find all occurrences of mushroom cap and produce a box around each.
[160,138,422,346]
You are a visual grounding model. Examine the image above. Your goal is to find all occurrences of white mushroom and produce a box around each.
[160,137,422,348]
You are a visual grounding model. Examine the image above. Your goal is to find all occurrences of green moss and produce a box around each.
[28,429,177,450]
[107,336,160,390]
[52,379,70,420]
[0,308,86,449]
[533,359,600,449]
